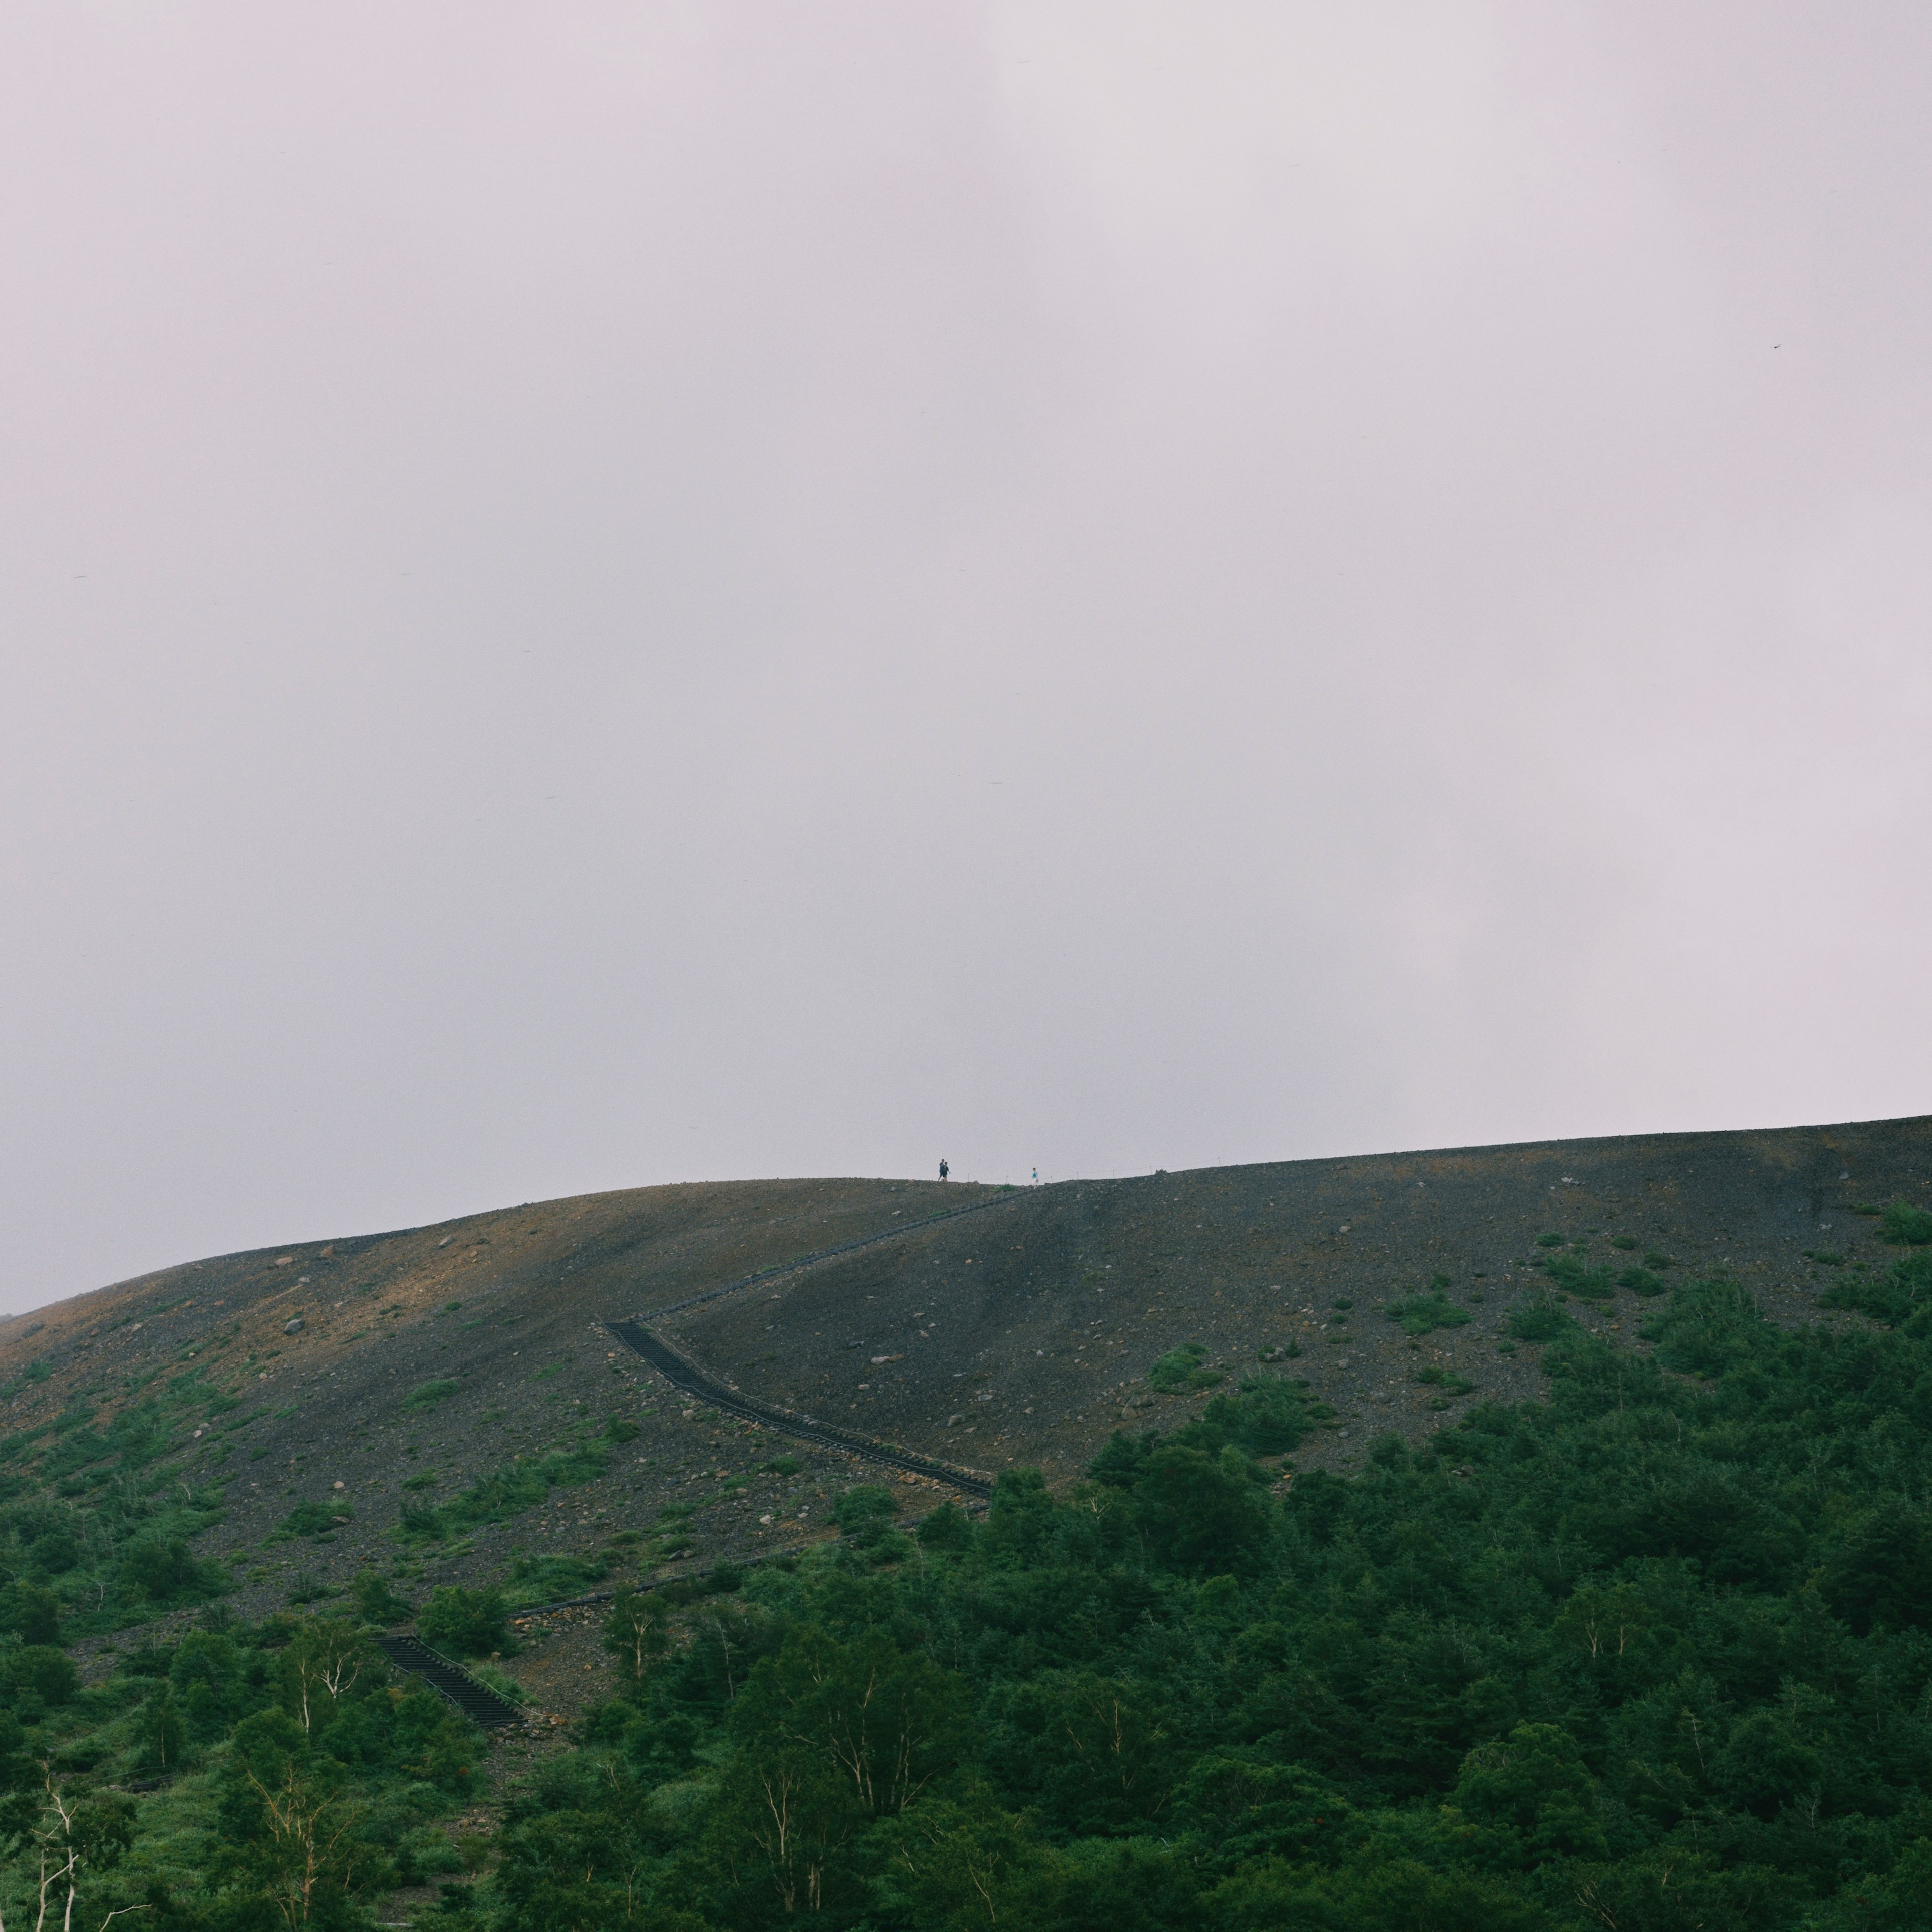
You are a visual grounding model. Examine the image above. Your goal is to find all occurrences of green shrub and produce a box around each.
[1542,1255,1617,1300]
[0,1583,61,1646]
[1642,1250,1675,1270]
[1616,1266,1668,1296]
[1506,1296,1573,1342]
[1803,1249,1844,1266]
[833,1486,898,1549]
[119,1537,223,1605]
[351,1570,412,1626]
[1,1645,77,1706]
[1177,1377,1311,1456]
[1148,1343,1222,1392]
[402,1379,462,1413]
[280,1499,349,1538]
[397,1501,444,1541]
[1610,1235,1637,1251]
[27,1529,78,1574]
[1385,1293,1470,1337]
[1881,1202,1932,1246]
[916,1501,974,1552]
[418,1585,512,1659]
[1535,1233,1565,1249]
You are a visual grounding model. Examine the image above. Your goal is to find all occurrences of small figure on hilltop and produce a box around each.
[939,1159,949,1181]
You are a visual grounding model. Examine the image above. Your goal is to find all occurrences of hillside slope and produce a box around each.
[3,1117,1927,1673]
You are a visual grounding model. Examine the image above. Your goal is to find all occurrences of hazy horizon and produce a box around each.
[6,5,1930,1314]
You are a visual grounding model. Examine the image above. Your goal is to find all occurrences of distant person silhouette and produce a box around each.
[939,1159,949,1181]
[1031,1167,1038,1185]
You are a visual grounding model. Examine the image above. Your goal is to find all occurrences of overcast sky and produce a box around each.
[5,4,1930,1312]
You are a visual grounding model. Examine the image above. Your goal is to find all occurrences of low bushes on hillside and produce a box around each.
[417,1584,513,1659]
[1146,1342,1222,1392]
[1384,1290,1471,1336]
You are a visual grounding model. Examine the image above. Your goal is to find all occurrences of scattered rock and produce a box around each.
[284,1318,304,1335]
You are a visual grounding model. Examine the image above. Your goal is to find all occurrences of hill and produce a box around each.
[3,1116,1932,1925]
[1,1115,1925,1680]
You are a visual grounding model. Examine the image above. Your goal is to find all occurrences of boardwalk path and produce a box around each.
[602,1192,1025,1501]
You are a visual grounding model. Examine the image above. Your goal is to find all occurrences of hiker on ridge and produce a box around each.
[939,1159,949,1181]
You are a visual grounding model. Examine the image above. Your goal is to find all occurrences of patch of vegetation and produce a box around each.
[1820,1251,1932,1328]
[1609,1234,1637,1251]
[1506,1294,1575,1342]
[1384,1292,1471,1337]
[275,1500,351,1540]
[467,1660,525,1704]
[392,1417,630,1544]
[1415,1365,1476,1401]
[1540,1253,1617,1300]
[1146,1343,1222,1393]
[506,1549,610,1606]
[1804,1248,1845,1265]
[1642,1249,1675,1270]
[1880,1201,1932,1246]
[419,1584,514,1658]
[1535,1232,1565,1248]
[1615,1265,1669,1296]
[350,1569,412,1625]
[401,1378,462,1413]
[0,1600,480,1922]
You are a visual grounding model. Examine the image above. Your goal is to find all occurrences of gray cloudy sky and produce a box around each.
[5,4,1931,1312]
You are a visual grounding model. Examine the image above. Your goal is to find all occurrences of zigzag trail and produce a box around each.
[602,1193,1024,1500]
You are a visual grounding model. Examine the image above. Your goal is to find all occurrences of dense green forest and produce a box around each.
[7,1241,1932,1929]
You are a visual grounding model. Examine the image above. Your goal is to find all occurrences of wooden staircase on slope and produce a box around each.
[374,1634,525,1729]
